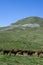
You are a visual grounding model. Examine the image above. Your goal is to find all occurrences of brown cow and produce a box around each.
[17,49,25,55]
[36,50,43,57]
[10,49,22,55]
[27,50,35,56]
[17,50,24,55]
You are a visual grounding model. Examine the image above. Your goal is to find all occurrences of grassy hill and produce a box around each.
[11,16,43,26]
[0,16,43,65]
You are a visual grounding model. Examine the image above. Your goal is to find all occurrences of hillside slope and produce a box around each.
[0,16,43,50]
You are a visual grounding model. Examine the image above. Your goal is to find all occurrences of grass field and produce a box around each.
[0,53,43,65]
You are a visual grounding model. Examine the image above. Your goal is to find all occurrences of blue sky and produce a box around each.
[0,0,43,27]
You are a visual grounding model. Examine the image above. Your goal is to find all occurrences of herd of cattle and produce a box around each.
[0,49,43,57]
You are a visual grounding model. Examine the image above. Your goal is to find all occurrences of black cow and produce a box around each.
[3,50,10,55]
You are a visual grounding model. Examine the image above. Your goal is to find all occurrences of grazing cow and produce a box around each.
[27,50,35,56]
[10,49,19,55]
[3,50,10,55]
[17,51,24,55]
[17,50,24,55]
[36,50,43,57]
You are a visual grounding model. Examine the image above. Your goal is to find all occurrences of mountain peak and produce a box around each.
[11,16,43,26]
